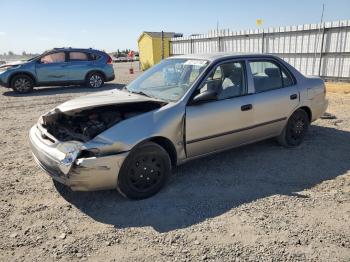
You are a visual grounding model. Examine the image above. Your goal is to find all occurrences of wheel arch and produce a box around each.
[85,70,107,81]
[9,72,37,86]
[133,136,178,168]
[298,106,312,122]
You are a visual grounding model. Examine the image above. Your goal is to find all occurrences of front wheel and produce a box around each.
[11,75,34,93]
[86,72,104,88]
[277,109,310,147]
[117,142,171,199]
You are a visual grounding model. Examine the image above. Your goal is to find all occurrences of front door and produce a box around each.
[185,60,255,157]
[35,52,68,83]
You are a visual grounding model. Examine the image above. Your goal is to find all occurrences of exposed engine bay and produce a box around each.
[41,102,165,142]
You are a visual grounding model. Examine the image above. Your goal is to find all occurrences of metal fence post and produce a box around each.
[261,30,265,53]
[190,38,193,54]
[318,25,326,76]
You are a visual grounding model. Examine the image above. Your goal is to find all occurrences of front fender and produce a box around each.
[90,102,186,162]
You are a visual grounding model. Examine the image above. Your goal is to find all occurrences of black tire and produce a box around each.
[278,109,310,147]
[86,72,104,88]
[11,74,34,93]
[117,142,171,199]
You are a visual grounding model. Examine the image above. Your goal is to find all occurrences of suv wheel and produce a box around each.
[11,75,34,93]
[278,109,310,147]
[117,142,171,199]
[87,72,104,88]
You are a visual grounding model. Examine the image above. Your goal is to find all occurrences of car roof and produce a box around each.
[49,47,105,54]
[169,52,280,62]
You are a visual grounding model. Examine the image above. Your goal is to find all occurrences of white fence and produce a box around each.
[170,20,350,81]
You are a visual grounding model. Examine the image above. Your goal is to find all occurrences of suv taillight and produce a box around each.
[107,56,112,64]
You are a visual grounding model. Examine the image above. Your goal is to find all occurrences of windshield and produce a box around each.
[126,58,209,101]
[27,53,45,62]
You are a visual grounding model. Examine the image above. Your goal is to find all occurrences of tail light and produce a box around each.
[107,56,112,64]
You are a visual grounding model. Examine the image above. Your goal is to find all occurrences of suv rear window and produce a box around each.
[69,52,89,61]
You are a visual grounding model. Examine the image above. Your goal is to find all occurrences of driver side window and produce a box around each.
[40,52,66,64]
[198,61,246,100]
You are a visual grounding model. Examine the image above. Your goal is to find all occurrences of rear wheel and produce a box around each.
[117,142,171,199]
[86,72,104,88]
[278,109,310,147]
[11,75,34,93]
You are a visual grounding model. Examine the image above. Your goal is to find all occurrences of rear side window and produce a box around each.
[249,60,294,93]
[90,53,101,61]
[69,52,89,61]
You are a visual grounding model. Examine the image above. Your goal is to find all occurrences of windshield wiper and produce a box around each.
[124,88,171,102]
[125,89,154,99]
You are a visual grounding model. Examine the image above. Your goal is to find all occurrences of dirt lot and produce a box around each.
[0,62,349,262]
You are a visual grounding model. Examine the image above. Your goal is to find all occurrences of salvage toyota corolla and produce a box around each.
[29,53,328,199]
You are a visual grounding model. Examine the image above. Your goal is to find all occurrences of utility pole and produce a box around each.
[316,4,325,76]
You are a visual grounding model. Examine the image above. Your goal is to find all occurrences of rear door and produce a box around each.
[65,51,94,81]
[35,52,68,83]
[185,60,255,157]
[248,59,300,139]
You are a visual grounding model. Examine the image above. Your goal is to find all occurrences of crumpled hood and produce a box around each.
[57,89,163,112]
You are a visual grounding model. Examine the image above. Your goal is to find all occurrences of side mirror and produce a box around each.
[190,89,217,105]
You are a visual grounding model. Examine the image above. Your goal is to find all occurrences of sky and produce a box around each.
[0,0,350,54]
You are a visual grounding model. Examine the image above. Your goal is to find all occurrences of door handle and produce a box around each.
[241,104,253,111]
[290,94,298,100]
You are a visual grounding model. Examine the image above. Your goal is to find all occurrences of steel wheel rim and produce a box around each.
[289,116,306,142]
[14,78,31,92]
[127,155,164,193]
[89,75,102,88]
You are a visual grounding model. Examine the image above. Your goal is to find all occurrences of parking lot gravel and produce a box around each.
[0,62,349,261]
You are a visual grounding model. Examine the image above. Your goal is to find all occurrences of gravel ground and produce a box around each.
[0,62,349,262]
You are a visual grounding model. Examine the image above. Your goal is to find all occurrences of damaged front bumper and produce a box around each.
[29,125,128,191]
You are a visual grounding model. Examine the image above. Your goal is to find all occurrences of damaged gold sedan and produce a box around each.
[30,53,328,199]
